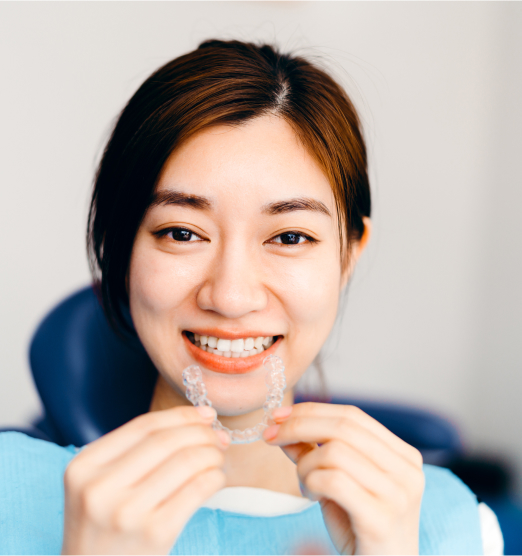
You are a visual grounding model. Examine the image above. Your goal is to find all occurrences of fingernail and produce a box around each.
[272,406,293,421]
[216,430,230,446]
[263,424,280,441]
[196,406,216,419]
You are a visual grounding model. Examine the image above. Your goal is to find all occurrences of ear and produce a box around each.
[340,216,371,290]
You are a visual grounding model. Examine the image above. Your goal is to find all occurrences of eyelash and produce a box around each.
[154,227,318,246]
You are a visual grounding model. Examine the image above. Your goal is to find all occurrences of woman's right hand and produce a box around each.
[61,405,229,555]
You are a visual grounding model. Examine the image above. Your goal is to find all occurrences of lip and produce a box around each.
[182,332,283,374]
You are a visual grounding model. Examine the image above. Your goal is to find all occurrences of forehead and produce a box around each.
[156,115,335,208]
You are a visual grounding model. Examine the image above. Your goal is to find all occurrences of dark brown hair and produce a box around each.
[87,39,371,334]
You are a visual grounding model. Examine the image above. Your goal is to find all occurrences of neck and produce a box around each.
[149,374,302,497]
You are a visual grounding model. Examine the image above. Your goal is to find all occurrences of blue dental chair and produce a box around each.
[2,285,521,553]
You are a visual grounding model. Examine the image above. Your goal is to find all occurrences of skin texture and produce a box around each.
[129,115,350,420]
[62,115,424,554]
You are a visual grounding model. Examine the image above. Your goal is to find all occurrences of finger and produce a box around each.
[297,440,403,502]
[289,403,422,467]
[91,423,228,492]
[264,415,316,465]
[304,467,381,529]
[279,441,316,465]
[145,467,227,548]
[264,415,417,476]
[78,406,217,468]
[109,445,226,530]
[298,477,320,502]
[271,405,294,423]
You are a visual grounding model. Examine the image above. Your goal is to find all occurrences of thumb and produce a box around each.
[279,441,316,464]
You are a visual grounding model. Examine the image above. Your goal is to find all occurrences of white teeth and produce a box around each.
[190,333,277,358]
[216,338,231,352]
[230,338,245,353]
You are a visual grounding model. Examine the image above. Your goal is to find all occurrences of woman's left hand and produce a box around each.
[263,402,425,555]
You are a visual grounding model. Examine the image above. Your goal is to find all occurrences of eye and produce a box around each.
[155,227,204,243]
[269,232,317,246]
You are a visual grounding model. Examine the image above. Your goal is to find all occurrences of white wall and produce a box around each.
[1,2,521,496]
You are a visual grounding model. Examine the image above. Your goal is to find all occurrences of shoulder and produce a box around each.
[0,430,79,481]
[0,430,79,496]
[422,462,478,502]
[419,463,484,555]
[0,432,79,554]
[0,429,78,457]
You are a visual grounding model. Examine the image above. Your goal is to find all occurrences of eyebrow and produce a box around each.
[149,190,213,210]
[261,197,332,218]
[149,189,331,218]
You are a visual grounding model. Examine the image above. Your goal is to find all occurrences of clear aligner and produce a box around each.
[182,354,287,444]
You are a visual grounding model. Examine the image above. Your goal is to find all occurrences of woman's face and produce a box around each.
[129,115,357,417]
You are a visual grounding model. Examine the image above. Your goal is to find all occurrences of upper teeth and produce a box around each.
[191,334,274,358]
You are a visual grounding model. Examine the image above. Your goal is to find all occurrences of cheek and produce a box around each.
[128,241,199,332]
[268,254,340,389]
[275,253,341,341]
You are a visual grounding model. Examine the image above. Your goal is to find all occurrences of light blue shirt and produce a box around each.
[0,432,484,554]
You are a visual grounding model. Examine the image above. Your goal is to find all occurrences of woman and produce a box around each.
[0,40,497,555]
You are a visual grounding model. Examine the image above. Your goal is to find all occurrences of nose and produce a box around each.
[196,241,268,319]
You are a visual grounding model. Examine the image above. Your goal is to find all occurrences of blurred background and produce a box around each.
[1,0,521,539]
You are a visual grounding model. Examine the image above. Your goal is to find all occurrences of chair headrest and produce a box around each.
[29,285,158,446]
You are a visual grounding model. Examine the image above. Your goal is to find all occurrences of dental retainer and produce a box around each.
[182,354,286,444]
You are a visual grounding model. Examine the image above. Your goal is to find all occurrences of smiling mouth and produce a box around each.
[185,331,278,358]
